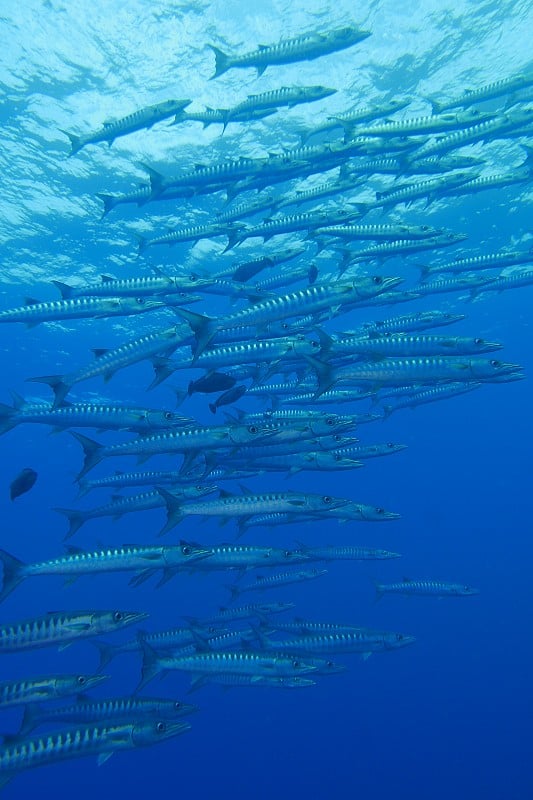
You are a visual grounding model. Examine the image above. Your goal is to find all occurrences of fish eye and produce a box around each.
[334,454,342,461]
[136,297,145,304]
[181,545,191,555]
[372,276,383,284]
[164,411,174,420]
[311,340,319,348]
[189,274,198,282]
[174,701,182,709]
[327,661,334,667]
[397,634,404,640]
[334,435,342,441]
[77,676,86,685]
[323,496,332,504]
[376,508,385,514]
[196,485,204,491]
[387,443,395,448]
[248,425,258,434]
[326,417,335,426]
[490,360,501,367]
[113,611,124,622]
[284,550,292,557]
[474,338,483,345]
[292,660,301,668]
[156,722,166,733]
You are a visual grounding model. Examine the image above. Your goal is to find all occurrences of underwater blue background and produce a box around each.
[0,0,532,797]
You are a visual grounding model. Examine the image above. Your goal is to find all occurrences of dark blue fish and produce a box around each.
[9,468,37,501]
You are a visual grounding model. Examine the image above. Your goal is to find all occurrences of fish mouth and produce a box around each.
[85,674,111,689]
[123,611,150,625]
[477,341,503,351]
[157,720,192,738]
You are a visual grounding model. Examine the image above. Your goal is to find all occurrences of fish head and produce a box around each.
[275,677,316,687]
[353,275,403,299]
[131,720,191,747]
[179,484,218,499]
[278,656,318,675]
[154,699,198,718]
[280,548,311,563]
[316,452,363,470]
[308,417,357,436]
[307,493,352,512]
[467,337,503,353]
[174,541,214,563]
[453,584,480,596]
[64,673,110,692]
[229,424,280,445]
[375,549,403,559]
[383,632,417,650]
[469,358,524,381]
[147,409,195,428]
[96,609,150,632]
[333,26,372,45]
[124,297,166,313]
[313,659,349,675]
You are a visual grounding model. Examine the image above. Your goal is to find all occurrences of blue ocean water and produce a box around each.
[0,0,532,797]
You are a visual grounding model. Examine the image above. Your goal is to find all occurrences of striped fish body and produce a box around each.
[382,381,482,415]
[154,650,316,677]
[0,296,164,326]
[355,108,494,137]
[0,720,190,786]
[315,222,444,241]
[0,674,107,710]
[185,542,308,571]
[430,73,533,112]
[228,569,328,598]
[187,602,295,627]
[53,273,200,300]
[332,442,407,460]
[349,310,465,336]
[261,630,415,654]
[328,333,502,359]
[187,673,315,688]
[299,545,401,561]
[0,610,148,653]
[376,579,479,598]
[422,249,533,278]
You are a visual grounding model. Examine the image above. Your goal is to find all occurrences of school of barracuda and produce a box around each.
[0,21,531,790]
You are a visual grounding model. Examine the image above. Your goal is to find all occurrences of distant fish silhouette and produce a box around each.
[10,468,38,501]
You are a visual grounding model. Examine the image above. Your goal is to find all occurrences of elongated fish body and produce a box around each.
[186,673,316,689]
[0,397,193,436]
[71,424,277,478]
[412,273,498,296]
[382,381,482,416]
[29,324,191,407]
[18,695,197,738]
[226,568,328,601]
[340,233,467,266]
[158,489,352,534]
[231,434,360,462]
[185,602,295,628]
[231,247,305,282]
[54,485,216,537]
[280,388,374,406]
[226,451,363,474]
[0,673,108,711]
[366,171,476,210]
[52,273,202,300]
[181,542,307,572]
[429,72,533,113]
[332,442,407,460]
[209,27,371,79]
[411,108,533,159]
[78,467,255,496]
[449,168,531,198]
[138,221,243,253]
[301,98,411,142]
[235,207,362,245]
[226,86,336,120]
[259,629,415,655]
[148,156,267,196]
[244,265,318,298]
[311,355,523,394]
[346,310,466,337]
[0,719,190,788]
[0,295,165,326]
[0,610,148,654]
[376,578,479,599]
[421,249,533,279]
[177,107,276,129]
[475,268,533,294]
[327,333,502,359]
[63,99,191,154]
[296,545,401,561]
[178,276,402,355]
[215,194,279,224]
[314,223,444,242]
[355,109,494,137]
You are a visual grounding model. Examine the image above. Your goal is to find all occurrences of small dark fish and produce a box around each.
[10,468,37,501]
[209,385,247,414]
[188,372,236,395]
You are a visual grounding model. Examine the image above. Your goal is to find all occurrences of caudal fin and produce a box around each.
[208,45,232,79]
[137,641,164,692]
[157,487,185,535]
[69,431,104,479]
[0,549,26,603]
[26,374,70,408]
[53,507,87,539]
[0,402,17,435]
[60,129,84,156]
[96,193,118,218]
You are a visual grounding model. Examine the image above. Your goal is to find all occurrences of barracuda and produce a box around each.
[355,108,494,137]
[332,442,407,460]
[0,395,194,436]
[340,233,467,266]
[429,72,533,114]
[0,542,213,601]
[314,222,445,241]
[470,268,533,295]
[183,602,295,628]
[52,272,203,300]
[178,541,308,572]
[0,295,165,327]
[308,355,523,395]
[301,98,411,142]
[344,310,466,336]
[208,26,371,79]
[412,273,499,296]
[382,381,483,416]
[0,609,148,654]
[233,206,362,246]
[71,424,278,479]
[226,451,364,475]
[0,673,108,711]
[360,171,477,211]
[78,467,257,496]
[157,488,352,535]
[138,221,245,253]
[177,276,402,356]
[176,106,277,129]
[61,98,191,154]
[294,544,402,561]
[225,434,361,465]
[17,695,197,739]
[215,193,279,224]
[183,673,316,689]
[420,249,533,279]
[55,484,217,538]
[29,324,192,407]
[375,578,479,599]
[223,86,337,126]
[225,568,328,602]
[273,176,364,211]
[326,333,503,359]
[0,719,190,788]
[257,629,415,656]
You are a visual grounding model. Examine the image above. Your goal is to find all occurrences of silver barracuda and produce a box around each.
[0,673,108,711]
[222,85,337,127]
[225,568,328,602]
[226,451,364,475]
[137,221,245,253]
[0,295,165,327]
[0,609,149,654]
[340,233,468,268]
[77,467,258,496]
[176,276,402,356]
[294,544,401,561]
[183,602,295,628]
[332,442,407,460]
[300,98,411,142]
[344,310,466,336]
[0,394,195,436]
[0,719,191,789]
[51,272,203,300]
[231,246,306,282]
[419,248,533,279]
[156,488,352,535]
[256,629,416,657]
[208,27,371,79]
[381,381,483,417]
[17,695,197,739]
[354,108,495,137]
[429,72,533,114]
[177,541,308,572]
[325,333,503,360]
[29,324,192,407]
[70,424,279,479]
[375,578,479,599]
[61,98,191,154]
[313,222,445,242]
[356,171,477,212]
[0,542,213,598]
[182,673,316,690]
[54,484,217,538]
[175,106,277,130]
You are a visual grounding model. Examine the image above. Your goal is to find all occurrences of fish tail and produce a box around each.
[156,487,184,535]
[208,403,217,414]
[303,355,334,398]
[96,193,117,218]
[16,703,42,738]
[428,98,442,115]
[60,129,84,156]
[0,402,16,435]
[26,374,70,408]
[69,431,104,479]
[374,582,385,602]
[208,44,231,79]
[88,639,121,671]
[224,583,240,604]
[54,507,87,539]
[135,234,148,255]
[381,405,393,419]
[147,357,175,391]
[137,641,163,692]
[173,307,216,359]
[0,549,26,603]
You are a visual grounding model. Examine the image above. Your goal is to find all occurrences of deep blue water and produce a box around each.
[0,1,532,798]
